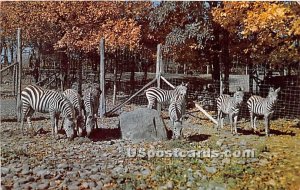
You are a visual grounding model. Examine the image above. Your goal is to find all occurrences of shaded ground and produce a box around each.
[1,100,300,189]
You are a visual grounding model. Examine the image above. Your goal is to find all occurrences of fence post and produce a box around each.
[17,28,22,122]
[220,77,223,95]
[112,58,117,105]
[156,44,162,114]
[99,38,106,118]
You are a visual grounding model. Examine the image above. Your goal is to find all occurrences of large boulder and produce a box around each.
[119,108,167,142]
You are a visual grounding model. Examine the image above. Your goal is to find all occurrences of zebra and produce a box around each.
[247,87,280,136]
[83,84,101,137]
[19,85,75,140]
[168,93,186,139]
[63,89,85,137]
[216,88,244,134]
[145,82,189,109]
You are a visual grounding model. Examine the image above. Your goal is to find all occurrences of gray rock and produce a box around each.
[96,181,104,189]
[21,167,32,175]
[141,168,151,176]
[205,166,217,174]
[221,158,231,165]
[37,182,49,190]
[88,181,97,188]
[1,167,10,175]
[216,139,224,147]
[166,181,173,189]
[57,163,68,169]
[119,108,168,141]
[81,182,89,189]
[36,169,51,179]
[90,174,101,181]
[68,185,80,190]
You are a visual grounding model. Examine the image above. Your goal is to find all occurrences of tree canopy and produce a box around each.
[1,1,299,69]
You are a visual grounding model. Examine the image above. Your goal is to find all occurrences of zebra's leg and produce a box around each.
[229,113,233,134]
[249,111,254,129]
[49,112,57,139]
[264,116,270,137]
[26,108,35,135]
[221,114,224,129]
[233,115,238,135]
[217,109,222,130]
[253,116,257,132]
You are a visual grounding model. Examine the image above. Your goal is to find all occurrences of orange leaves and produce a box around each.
[1,1,151,53]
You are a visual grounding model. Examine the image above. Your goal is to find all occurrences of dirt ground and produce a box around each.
[1,100,300,189]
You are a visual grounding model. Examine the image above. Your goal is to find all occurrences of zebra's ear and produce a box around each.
[275,87,281,93]
[269,87,275,92]
[185,82,189,87]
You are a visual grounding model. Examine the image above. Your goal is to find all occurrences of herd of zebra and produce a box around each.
[18,81,280,141]
[146,82,281,138]
[19,84,101,140]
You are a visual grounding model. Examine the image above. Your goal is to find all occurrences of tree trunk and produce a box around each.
[221,29,230,93]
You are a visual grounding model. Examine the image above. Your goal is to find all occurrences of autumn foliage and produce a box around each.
[0,1,299,68]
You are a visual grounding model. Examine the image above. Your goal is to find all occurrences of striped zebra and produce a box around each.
[63,89,84,137]
[19,85,75,140]
[247,87,280,136]
[216,88,244,134]
[169,94,186,139]
[145,82,188,109]
[83,84,101,137]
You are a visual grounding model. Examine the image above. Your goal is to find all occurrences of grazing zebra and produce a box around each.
[146,82,188,109]
[169,94,186,139]
[19,85,75,140]
[247,87,280,136]
[216,88,244,134]
[63,89,85,137]
[83,84,101,137]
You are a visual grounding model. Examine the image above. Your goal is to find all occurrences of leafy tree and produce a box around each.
[212,2,300,70]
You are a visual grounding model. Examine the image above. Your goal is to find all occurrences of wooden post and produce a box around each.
[194,103,218,125]
[17,28,22,122]
[13,64,16,96]
[112,57,117,105]
[156,44,162,113]
[99,38,106,118]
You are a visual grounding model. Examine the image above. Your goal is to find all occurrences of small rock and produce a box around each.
[36,169,51,179]
[205,166,217,174]
[221,158,230,165]
[37,182,49,190]
[68,185,80,190]
[96,181,104,188]
[1,167,10,175]
[90,174,101,181]
[81,182,89,188]
[88,181,96,188]
[258,159,269,166]
[57,163,68,169]
[237,160,246,165]
[240,140,247,146]
[216,139,224,146]
[166,181,173,189]
[141,168,151,176]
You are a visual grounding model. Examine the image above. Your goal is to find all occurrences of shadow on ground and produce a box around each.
[89,127,122,142]
[238,128,296,136]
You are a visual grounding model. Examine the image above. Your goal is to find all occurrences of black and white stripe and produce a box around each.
[247,87,280,136]
[169,94,186,139]
[63,89,84,137]
[146,82,188,109]
[216,89,244,134]
[83,84,101,137]
[20,85,75,139]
